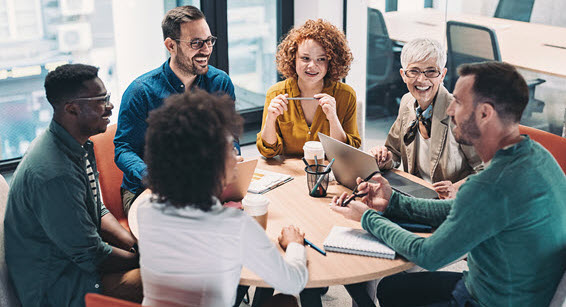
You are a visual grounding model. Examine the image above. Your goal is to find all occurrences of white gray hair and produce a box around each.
[400,38,446,70]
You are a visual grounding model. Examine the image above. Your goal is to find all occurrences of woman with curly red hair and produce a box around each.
[257,19,361,158]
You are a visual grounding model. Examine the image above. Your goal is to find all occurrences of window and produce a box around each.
[0,0,118,164]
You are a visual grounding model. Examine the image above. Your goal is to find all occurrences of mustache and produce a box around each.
[193,53,209,58]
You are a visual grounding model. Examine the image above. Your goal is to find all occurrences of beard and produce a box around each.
[453,110,481,146]
[175,46,209,76]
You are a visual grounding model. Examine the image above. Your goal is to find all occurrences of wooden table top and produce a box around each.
[238,157,432,288]
[383,8,566,78]
[128,157,433,288]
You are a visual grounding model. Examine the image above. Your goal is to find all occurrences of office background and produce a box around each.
[1,0,565,177]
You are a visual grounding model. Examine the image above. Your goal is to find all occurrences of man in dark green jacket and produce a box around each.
[331,61,566,306]
[5,64,142,306]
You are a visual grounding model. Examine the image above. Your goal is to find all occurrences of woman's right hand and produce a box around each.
[266,94,289,121]
[278,225,305,250]
[369,145,392,169]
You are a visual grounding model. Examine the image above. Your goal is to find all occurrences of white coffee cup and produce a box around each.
[303,141,325,165]
[243,194,269,229]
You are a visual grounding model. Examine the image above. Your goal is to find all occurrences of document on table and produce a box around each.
[323,226,396,259]
[247,169,293,194]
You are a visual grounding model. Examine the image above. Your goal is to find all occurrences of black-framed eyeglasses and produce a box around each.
[175,36,217,50]
[404,69,442,78]
[70,92,111,107]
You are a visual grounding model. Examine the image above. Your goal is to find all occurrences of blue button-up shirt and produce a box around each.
[114,59,237,194]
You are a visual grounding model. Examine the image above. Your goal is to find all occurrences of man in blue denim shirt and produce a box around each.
[114,5,238,214]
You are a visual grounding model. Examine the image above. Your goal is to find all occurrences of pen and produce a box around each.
[310,158,335,196]
[286,97,317,100]
[304,238,326,256]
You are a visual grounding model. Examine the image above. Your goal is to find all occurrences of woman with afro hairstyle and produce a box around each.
[257,19,361,158]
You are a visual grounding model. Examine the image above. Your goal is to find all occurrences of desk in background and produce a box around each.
[383,8,566,78]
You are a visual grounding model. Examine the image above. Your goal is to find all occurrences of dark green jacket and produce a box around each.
[362,136,566,306]
[5,120,112,307]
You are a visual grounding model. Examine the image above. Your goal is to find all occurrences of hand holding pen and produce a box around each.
[334,171,392,212]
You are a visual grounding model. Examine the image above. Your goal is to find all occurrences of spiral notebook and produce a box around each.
[323,226,396,259]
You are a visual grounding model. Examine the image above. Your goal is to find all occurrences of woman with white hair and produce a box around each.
[369,38,482,199]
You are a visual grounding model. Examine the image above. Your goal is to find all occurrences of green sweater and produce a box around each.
[5,121,112,307]
[361,136,566,306]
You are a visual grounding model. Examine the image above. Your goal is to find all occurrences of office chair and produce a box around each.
[85,293,141,307]
[446,21,546,123]
[0,174,21,307]
[519,125,566,174]
[90,124,130,231]
[366,7,405,117]
[494,0,535,22]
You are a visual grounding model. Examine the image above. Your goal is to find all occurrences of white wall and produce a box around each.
[111,0,166,122]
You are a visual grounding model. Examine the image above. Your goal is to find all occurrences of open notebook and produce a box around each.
[323,226,396,259]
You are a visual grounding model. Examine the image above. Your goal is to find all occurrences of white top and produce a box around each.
[137,197,308,307]
[416,131,432,183]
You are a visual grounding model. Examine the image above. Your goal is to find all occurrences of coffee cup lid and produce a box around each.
[303,141,323,151]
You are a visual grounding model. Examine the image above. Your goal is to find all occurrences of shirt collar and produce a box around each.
[485,135,530,166]
[49,120,88,161]
[163,58,187,93]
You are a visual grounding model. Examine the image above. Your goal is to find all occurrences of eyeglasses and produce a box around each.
[175,36,217,50]
[71,92,112,107]
[404,69,442,78]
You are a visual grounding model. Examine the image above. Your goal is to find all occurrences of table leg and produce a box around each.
[344,282,377,307]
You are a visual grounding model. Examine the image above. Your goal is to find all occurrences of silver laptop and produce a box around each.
[318,133,438,199]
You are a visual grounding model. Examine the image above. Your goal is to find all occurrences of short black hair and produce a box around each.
[162,5,205,41]
[458,61,529,123]
[44,64,99,108]
[144,89,243,211]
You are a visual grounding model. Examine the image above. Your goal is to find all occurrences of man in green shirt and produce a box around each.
[331,61,566,306]
[4,64,142,306]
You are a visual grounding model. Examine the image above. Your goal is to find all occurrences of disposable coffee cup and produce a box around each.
[243,194,269,230]
[303,141,325,165]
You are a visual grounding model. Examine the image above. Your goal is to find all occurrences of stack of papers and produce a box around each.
[247,169,293,194]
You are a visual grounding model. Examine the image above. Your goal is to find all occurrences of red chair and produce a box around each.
[90,124,129,231]
[85,293,141,307]
[519,125,566,174]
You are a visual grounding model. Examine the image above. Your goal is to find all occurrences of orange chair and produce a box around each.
[519,125,566,174]
[90,124,129,231]
[85,293,141,307]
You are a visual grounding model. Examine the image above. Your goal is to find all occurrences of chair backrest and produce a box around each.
[366,7,395,85]
[494,0,535,22]
[90,124,129,231]
[445,20,501,91]
[0,174,21,307]
[85,293,141,307]
[356,100,366,151]
[519,125,566,174]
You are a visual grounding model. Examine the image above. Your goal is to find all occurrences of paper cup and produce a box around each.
[243,194,269,229]
[303,141,325,165]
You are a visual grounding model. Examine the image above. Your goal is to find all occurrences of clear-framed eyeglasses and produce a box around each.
[404,69,442,78]
[175,36,217,50]
[70,92,112,107]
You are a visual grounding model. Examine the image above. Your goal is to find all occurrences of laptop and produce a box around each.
[318,133,438,199]
[220,159,258,202]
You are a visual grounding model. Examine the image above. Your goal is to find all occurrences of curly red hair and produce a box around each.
[276,19,353,82]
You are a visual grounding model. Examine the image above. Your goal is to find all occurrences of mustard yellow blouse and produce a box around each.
[256,78,361,158]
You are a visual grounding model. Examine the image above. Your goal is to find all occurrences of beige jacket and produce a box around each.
[383,85,483,183]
